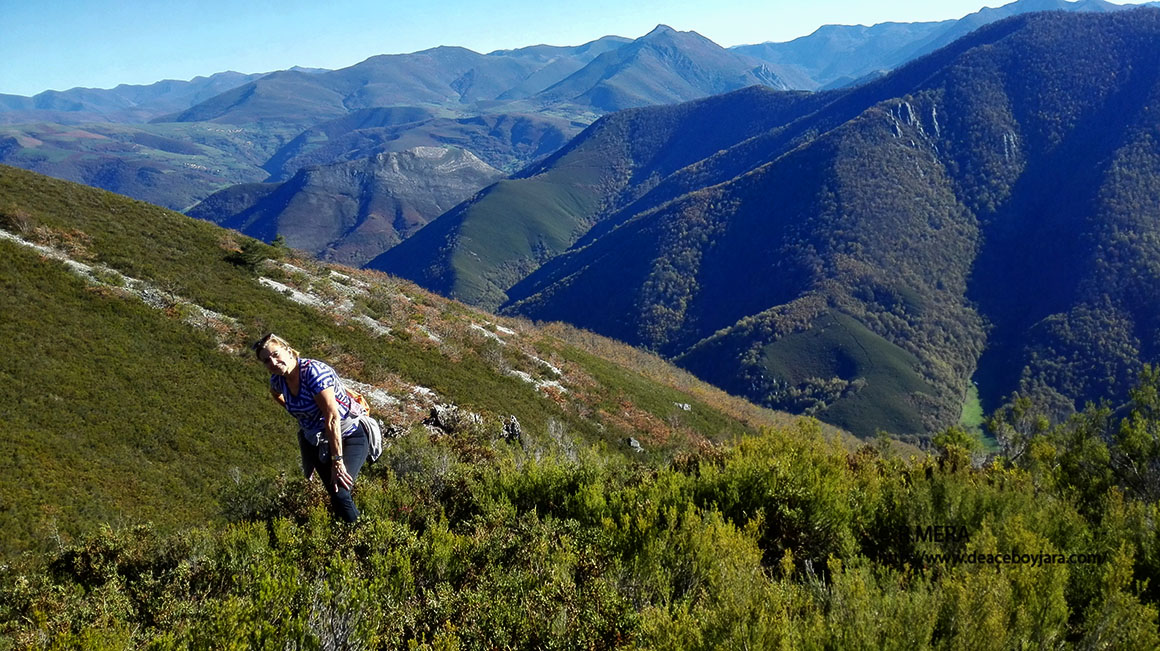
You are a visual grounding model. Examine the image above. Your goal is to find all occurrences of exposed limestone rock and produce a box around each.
[502,415,523,444]
[424,403,482,433]
[0,228,242,349]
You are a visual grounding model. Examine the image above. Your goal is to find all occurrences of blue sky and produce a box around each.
[0,0,1151,96]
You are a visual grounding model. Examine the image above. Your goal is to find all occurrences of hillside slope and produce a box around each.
[263,110,581,179]
[0,164,799,557]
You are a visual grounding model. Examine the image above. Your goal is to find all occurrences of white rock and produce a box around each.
[471,323,505,343]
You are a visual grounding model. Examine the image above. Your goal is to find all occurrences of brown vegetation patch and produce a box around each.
[29,225,95,261]
[0,205,34,234]
[600,397,671,444]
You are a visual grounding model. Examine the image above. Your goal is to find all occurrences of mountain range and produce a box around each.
[3,0,1145,215]
[0,71,270,125]
[0,25,783,212]
[735,0,1158,89]
[7,0,1153,124]
[371,8,1160,439]
[163,26,787,127]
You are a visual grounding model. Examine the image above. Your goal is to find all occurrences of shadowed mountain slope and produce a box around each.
[189,146,504,266]
[379,9,1160,439]
[365,85,827,308]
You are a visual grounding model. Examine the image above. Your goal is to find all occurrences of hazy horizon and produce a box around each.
[4,0,1152,97]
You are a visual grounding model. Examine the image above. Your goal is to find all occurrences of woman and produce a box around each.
[254,333,368,522]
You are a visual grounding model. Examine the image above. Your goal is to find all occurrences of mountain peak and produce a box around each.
[636,24,718,48]
[1006,0,1071,10]
[643,24,679,37]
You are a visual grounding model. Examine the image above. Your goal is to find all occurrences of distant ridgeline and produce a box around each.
[0,25,787,213]
[371,9,1160,439]
[3,0,1140,218]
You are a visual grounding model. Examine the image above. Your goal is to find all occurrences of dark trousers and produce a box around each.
[299,426,369,522]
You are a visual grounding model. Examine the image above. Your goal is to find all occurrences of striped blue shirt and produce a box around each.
[271,358,361,439]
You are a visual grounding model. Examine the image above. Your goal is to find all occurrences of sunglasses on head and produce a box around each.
[251,333,288,356]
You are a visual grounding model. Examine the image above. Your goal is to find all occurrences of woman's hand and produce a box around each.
[332,458,354,490]
[315,386,352,492]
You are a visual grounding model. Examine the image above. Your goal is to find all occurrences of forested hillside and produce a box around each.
[377,9,1160,439]
[366,86,830,307]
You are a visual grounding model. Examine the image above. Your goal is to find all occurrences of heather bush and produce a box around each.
[5,403,1160,648]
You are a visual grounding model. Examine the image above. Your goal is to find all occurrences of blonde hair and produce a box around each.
[253,333,300,361]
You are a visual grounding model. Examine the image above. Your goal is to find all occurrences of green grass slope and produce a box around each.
[0,164,799,556]
[364,130,621,308]
[678,307,940,438]
[0,241,291,550]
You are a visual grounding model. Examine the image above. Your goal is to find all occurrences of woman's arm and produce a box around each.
[315,387,354,491]
[270,386,287,408]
